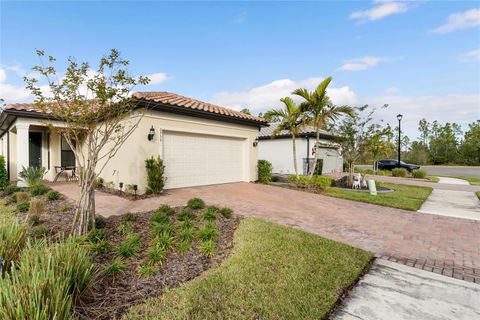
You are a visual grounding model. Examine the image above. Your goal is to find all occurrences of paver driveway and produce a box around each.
[50,182,480,272]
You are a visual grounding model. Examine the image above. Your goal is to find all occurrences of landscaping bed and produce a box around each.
[0,186,239,320]
[124,217,373,320]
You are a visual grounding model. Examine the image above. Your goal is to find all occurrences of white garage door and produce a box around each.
[163,131,245,189]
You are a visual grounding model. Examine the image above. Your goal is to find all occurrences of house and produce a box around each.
[258,123,343,175]
[0,92,268,192]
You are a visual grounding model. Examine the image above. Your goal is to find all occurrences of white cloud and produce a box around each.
[147,72,168,85]
[338,56,389,71]
[0,67,31,102]
[211,77,357,113]
[460,49,480,63]
[350,1,409,23]
[385,87,399,94]
[431,8,480,34]
[364,93,480,138]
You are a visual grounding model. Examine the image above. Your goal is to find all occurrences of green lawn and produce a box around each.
[476,192,480,201]
[124,217,373,320]
[437,175,480,185]
[325,183,433,211]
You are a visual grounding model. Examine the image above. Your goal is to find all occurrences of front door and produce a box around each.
[29,132,42,168]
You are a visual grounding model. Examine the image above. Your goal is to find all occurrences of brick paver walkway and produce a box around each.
[50,182,480,281]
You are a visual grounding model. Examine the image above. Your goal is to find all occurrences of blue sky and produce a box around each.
[1,1,479,138]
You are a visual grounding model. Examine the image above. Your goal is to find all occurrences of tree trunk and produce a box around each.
[309,130,321,177]
[72,164,96,236]
[292,134,299,177]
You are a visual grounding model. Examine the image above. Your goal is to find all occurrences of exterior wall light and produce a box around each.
[147,126,155,141]
[119,182,123,191]
[253,137,259,147]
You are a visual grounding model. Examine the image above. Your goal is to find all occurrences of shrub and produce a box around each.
[199,240,216,256]
[32,225,49,238]
[16,201,30,212]
[116,223,133,235]
[178,207,195,221]
[122,212,137,222]
[30,184,50,196]
[150,221,174,237]
[147,245,166,265]
[47,190,61,200]
[158,204,175,216]
[94,176,104,188]
[117,234,141,258]
[60,203,70,213]
[29,198,45,216]
[28,214,41,226]
[187,197,205,210]
[178,219,194,230]
[88,228,108,243]
[150,210,170,225]
[137,264,156,278]
[145,156,166,194]
[198,222,218,241]
[392,168,408,177]
[0,215,28,274]
[377,170,391,176]
[0,238,93,319]
[258,160,273,183]
[177,240,190,253]
[88,239,109,255]
[18,166,46,187]
[4,184,21,195]
[219,207,233,219]
[288,175,332,191]
[95,216,107,229]
[178,227,194,242]
[201,206,218,222]
[103,259,127,278]
[412,169,427,179]
[14,191,29,204]
[153,231,174,250]
[0,155,8,190]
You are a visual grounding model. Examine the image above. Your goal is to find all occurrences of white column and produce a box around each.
[16,123,29,187]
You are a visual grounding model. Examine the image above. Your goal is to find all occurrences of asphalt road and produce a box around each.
[356,165,480,177]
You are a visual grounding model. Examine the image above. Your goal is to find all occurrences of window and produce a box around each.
[61,136,76,167]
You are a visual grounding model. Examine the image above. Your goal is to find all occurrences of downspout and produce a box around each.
[306,136,310,175]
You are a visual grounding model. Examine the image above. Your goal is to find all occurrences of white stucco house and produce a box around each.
[258,123,343,175]
[0,92,268,193]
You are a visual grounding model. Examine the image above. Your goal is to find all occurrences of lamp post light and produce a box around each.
[396,114,403,167]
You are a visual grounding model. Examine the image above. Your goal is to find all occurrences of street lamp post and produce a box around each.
[397,114,403,166]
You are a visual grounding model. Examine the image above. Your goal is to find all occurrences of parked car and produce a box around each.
[376,159,420,172]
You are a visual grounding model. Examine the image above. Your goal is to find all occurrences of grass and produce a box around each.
[476,192,480,201]
[125,217,372,320]
[325,183,433,211]
[437,175,480,185]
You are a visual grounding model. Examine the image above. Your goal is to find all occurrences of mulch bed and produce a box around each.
[2,191,240,320]
[74,208,240,320]
[96,186,162,201]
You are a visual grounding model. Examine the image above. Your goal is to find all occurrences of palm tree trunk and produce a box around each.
[309,129,321,177]
[292,133,298,177]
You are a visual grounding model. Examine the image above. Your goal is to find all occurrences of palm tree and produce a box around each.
[293,77,354,176]
[264,97,304,177]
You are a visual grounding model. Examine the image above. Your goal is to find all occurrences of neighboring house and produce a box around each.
[258,123,343,175]
[0,92,267,192]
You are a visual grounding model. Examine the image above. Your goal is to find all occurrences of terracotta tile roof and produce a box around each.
[3,103,42,112]
[133,92,266,124]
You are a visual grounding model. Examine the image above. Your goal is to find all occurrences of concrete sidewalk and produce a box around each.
[418,189,480,221]
[333,259,480,320]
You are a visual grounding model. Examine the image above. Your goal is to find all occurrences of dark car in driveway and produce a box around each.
[377,159,420,172]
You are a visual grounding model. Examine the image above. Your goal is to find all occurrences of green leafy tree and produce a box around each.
[418,118,430,147]
[264,97,304,177]
[460,121,480,165]
[293,77,354,176]
[366,127,394,171]
[25,49,150,235]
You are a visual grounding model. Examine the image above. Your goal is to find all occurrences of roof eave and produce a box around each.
[136,99,268,127]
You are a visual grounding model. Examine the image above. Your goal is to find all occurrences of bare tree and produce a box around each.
[25,49,149,235]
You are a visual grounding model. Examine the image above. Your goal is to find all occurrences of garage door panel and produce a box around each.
[163,131,245,189]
